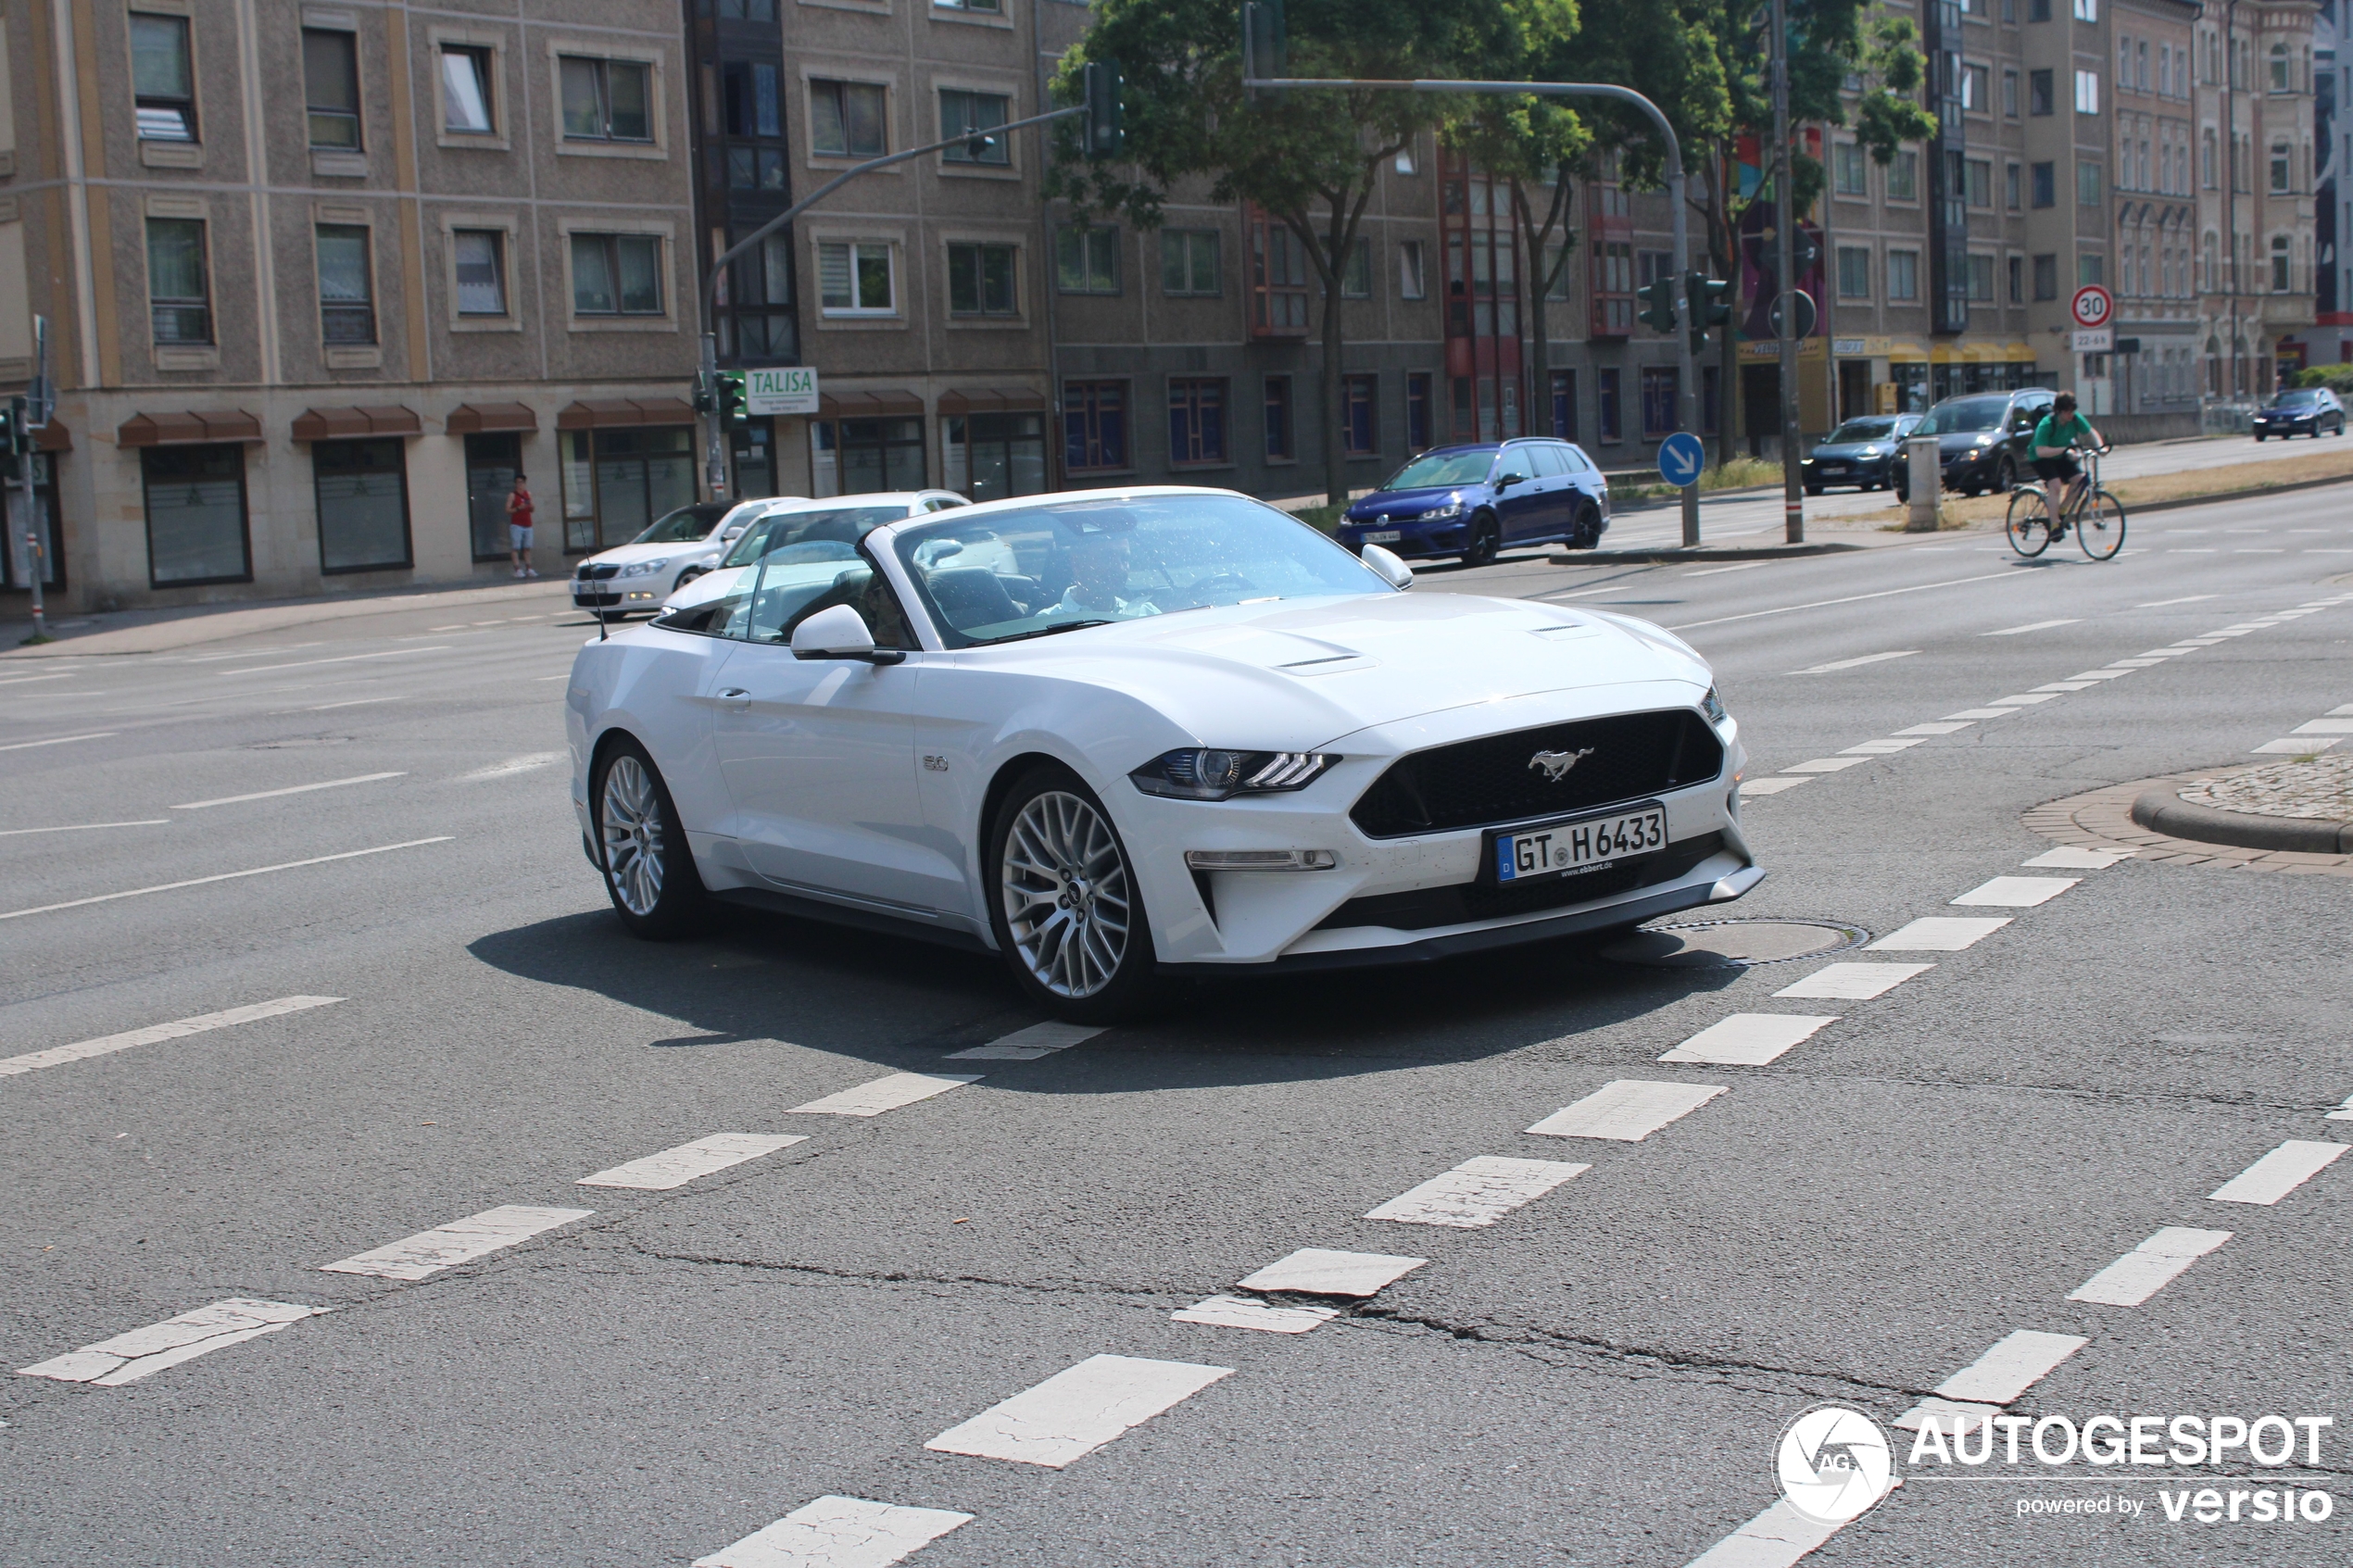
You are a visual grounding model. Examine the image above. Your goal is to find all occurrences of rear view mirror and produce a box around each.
[790,604,904,664]
[1360,544,1414,590]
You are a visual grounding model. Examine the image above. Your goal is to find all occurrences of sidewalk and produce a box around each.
[1,577,574,659]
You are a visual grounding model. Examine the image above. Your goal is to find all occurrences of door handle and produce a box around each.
[717,687,750,707]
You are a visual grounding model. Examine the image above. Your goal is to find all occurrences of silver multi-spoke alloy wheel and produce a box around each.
[599,753,666,917]
[1000,789,1133,999]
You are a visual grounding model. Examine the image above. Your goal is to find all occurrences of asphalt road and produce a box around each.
[3,493,2350,1566]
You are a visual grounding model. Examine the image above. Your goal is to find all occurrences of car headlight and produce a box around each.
[1701,687,1729,726]
[1130,748,1337,800]
[1416,499,1465,521]
[1860,446,1881,457]
[618,558,671,578]
[1973,433,1994,446]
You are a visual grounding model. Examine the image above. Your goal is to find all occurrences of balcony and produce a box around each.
[2261,294,2316,331]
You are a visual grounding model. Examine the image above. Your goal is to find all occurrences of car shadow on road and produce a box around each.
[467,904,1745,1092]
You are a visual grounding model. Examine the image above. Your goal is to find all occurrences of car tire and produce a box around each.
[2255,433,2266,442]
[673,567,706,593]
[1994,456,2019,493]
[1570,501,1604,549]
[1462,512,1501,568]
[986,764,1162,1023]
[592,736,709,939]
[1803,483,1822,496]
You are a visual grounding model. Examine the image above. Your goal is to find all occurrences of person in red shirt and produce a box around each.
[505,473,537,578]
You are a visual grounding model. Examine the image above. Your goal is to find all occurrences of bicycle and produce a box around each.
[2005,444,2126,560]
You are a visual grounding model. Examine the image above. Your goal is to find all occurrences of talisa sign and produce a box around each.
[745,367,819,416]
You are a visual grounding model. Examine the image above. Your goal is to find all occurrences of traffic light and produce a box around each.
[0,396,22,479]
[1637,276,1679,336]
[692,370,715,416]
[1082,60,1124,157]
[1681,272,1730,350]
[1242,0,1286,101]
[715,370,748,428]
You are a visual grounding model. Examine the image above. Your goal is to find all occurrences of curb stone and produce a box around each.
[2024,770,2353,878]
[2130,789,2353,854]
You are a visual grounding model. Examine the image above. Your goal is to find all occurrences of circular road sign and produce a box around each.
[1658,431,1706,488]
[2071,285,2113,330]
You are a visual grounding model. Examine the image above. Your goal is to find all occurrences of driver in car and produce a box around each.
[1056,530,1159,619]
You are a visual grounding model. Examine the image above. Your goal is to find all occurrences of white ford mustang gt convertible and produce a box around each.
[566,486,1760,1020]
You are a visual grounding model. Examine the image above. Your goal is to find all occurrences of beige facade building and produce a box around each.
[2194,0,2320,396]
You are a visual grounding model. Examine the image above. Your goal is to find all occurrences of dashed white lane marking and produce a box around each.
[2032,681,2100,693]
[692,1495,974,1568]
[1527,1080,1727,1141]
[309,696,401,710]
[1365,1156,1590,1228]
[1943,708,2019,721]
[2329,1093,2353,1123]
[2253,737,2337,754]
[1659,1014,1838,1067]
[1787,650,1919,674]
[576,1133,808,1190]
[1894,721,1975,735]
[2022,846,2133,869]
[923,1354,1233,1468]
[1839,738,1926,755]
[1897,1330,2091,1428]
[1682,1495,1869,1568]
[18,1298,328,1386]
[1895,1397,1999,1436]
[2208,1140,2348,1205]
[0,671,75,686]
[1236,1248,1428,1297]
[1687,560,1775,577]
[0,732,117,753]
[1985,693,2062,706]
[1984,619,2082,635]
[2293,718,2353,734]
[1773,962,1934,1000]
[2331,704,2353,718]
[0,995,342,1078]
[1171,1295,1339,1334]
[1951,876,2078,908]
[171,771,407,809]
[319,1204,593,1280]
[946,1022,1103,1060]
[787,1072,982,1117]
[216,646,450,676]
[2068,1227,2233,1307]
[0,819,170,837]
[2070,667,2137,677]
[454,752,565,783]
[0,837,456,922]
[2137,595,2216,607]
[1783,757,1871,773]
[1664,570,2017,633]
[1738,777,1811,796]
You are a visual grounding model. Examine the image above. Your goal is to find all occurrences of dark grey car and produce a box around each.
[2251,388,2347,440]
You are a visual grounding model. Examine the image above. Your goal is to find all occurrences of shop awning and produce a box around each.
[291,405,422,441]
[32,418,70,453]
[937,386,1047,415]
[116,410,265,447]
[817,390,925,418]
[445,403,540,434]
[556,397,697,430]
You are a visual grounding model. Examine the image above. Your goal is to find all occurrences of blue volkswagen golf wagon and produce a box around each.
[1336,438,1611,566]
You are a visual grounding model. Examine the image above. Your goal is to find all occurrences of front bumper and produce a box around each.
[1340,516,1471,558]
[2252,418,2314,433]
[1801,456,1889,487]
[573,582,666,611]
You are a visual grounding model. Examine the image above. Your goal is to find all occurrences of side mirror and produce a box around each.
[1360,543,1414,590]
[790,603,904,664]
[1495,471,1529,488]
[722,524,747,540]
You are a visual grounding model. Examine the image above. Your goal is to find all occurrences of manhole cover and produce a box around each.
[1602,918,1869,970]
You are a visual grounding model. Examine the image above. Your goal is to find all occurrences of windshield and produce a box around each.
[1827,419,1899,444]
[632,507,720,546]
[2274,390,2322,406]
[1919,398,2008,435]
[894,494,1390,648]
[720,504,910,569]
[1378,450,1495,490]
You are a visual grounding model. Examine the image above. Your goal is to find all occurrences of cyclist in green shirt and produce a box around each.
[2030,392,2104,533]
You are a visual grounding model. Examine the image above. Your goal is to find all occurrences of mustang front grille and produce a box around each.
[1348,709,1724,839]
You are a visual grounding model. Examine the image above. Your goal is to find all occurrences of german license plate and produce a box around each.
[1491,803,1667,884]
[1362,529,1402,544]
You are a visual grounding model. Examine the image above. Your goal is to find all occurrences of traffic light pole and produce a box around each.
[1770,0,1804,544]
[694,105,1085,502]
[12,314,51,644]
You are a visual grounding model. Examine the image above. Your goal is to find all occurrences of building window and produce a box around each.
[1833,142,1867,196]
[1057,225,1120,295]
[1340,237,1373,299]
[2270,43,2291,93]
[1837,245,1871,298]
[2270,140,2292,193]
[2031,161,2056,207]
[2007,255,2023,302]
[2029,0,2050,18]
[817,240,893,315]
[1168,378,1228,465]
[2033,253,2058,299]
[2074,70,2100,114]
[145,217,212,345]
[560,56,652,143]
[2078,254,2103,287]
[2006,162,2022,209]
[143,445,251,586]
[453,230,507,315]
[936,0,1003,11]
[1399,239,1427,300]
[131,13,196,142]
[943,412,1044,503]
[1063,382,1127,471]
[1639,367,1678,440]
[812,417,925,497]
[811,79,886,157]
[303,29,361,149]
[1409,372,1434,449]
[1887,150,1919,201]
[2072,0,2095,19]
[311,438,411,573]
[2003,69,2020,119]
[947,242,1016,316]
[2078,160,2103,205]
[1250,209,1311,334]
[1962,63,1990,112]
[571,233,663,316]
[1342,373,1377,456]
[1596,369,1621,442]
[1543,370,1574,442]
[1264,376,1294,460]
[315,225,376,345]
[562,427,696,550]
[2271,235,2292,292]
[2030,69,2054,115]
[441,46,496,135]
[1888,249,1920,300]
[464,432,522,561]
[721,231,796,360]
[1965,158,1993,207]
[939,88,1010,165]
[1160,230,1220,296]
[1966,254,1995,302]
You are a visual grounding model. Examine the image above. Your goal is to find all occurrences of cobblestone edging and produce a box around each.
[2183,753,2353,820]
[2025,769,2353,878]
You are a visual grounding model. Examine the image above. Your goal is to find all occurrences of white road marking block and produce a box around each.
[2331,704,2353,718]
[0,837,456,922]
[692,1496,974,1568]
[788,1072,982,1116]
[1932,1330,2090,1405]
[2069,670,2137,679]
[19,1299,325,1386]
[1527,1079,1727,1141]
[1170,1295,1338,1334]
[923,1354,1232,1468]
[1681,1493,1884,1568]
[1773,963,1933,1000]
[1365,1156,1590,1228]
[1870,917,2011,951]
[1985,693,2062,706]
[2327,1092,2353,1123]
[0,819,170,838]
[1787,650,1919,674]
[2209,1140,2349,1205]
[946,1022,1103,1060]
[1894,721,1976,735]
[2254,737,2338,754]
[1737,777,1812,796]
[2022,846,2133,869]
[1951,876,2078,908]
[1984,619,2081,635]
[1894,1397,2001,1436]
[576,1133,807,1190]
[2292,719,2353,734]
[1839,738,1927,755]
[0,996,341,1078]
[170,771,406,809]
[1943,708,2019,721]
[1784,757,1871,773]
[2068,1228,2233,1307]
[1658,1015,1837,1067]
[319,1204,593,1280]
[0,732,116,753]
[1235,1248,1428,1297]
[2032,682,2101,693]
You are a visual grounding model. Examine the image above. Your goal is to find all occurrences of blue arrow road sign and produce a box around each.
[1658,432,1705,488]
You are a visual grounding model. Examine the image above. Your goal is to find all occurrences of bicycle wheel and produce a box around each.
[2006,486,2054,557]
[2077,489,2126,559]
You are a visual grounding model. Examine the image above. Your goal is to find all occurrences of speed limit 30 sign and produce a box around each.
[2071,285,2113,329]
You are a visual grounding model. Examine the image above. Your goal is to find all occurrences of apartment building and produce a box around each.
[2192,0,2321,395]
[2316,0,2343,360]
[2111,0,2202,411]
[3,0,707,613]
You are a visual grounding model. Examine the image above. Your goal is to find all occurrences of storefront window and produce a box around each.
[312,437,411,572]
[465,432,522,561]
[560,426,695,552]
[942,411,1046,501]
[811,417,925,496]
[732,420,777,500]
[142,444,250,586]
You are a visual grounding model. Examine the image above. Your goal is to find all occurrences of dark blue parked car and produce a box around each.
[1337,438,1611,567]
